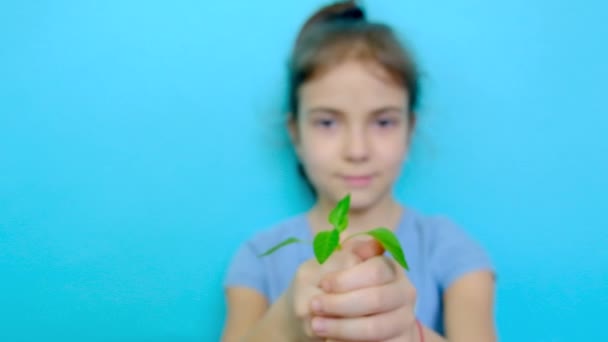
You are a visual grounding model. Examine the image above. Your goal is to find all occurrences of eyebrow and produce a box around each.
[306,107,342,116]
[306,106,405,116]
[370,106,406,115]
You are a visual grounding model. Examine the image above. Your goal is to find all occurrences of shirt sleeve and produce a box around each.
[429,217,496,292]
[223,239,269,299]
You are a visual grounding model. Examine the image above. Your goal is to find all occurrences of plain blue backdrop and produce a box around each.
[1,0,606,341]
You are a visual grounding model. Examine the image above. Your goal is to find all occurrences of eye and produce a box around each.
[315,118,336,128]
[375,117,397,128]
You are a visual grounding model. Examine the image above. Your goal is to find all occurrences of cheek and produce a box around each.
[382,147,407,166]
[375,134,409,167]
[299,132,336,167]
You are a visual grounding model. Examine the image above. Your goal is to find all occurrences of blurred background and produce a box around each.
[1,0,606,340]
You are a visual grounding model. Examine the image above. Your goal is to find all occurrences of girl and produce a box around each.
[222,1,496,341]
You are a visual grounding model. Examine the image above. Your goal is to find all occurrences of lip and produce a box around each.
[340,174,375,187]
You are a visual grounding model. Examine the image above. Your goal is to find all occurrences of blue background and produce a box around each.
[1,0,606,340]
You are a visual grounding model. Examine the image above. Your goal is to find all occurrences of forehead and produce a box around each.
[298,60,409,112]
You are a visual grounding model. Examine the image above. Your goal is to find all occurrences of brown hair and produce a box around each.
[287,0,420,195]
[288,0,420,118]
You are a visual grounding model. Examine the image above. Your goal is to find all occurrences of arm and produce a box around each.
[418,324,448,342]
[221,287,267,342]
[221,287,266,342]
[221,287,294,342]
[443,270,497,342]
[222,256,331,342]
[411,271,495,342]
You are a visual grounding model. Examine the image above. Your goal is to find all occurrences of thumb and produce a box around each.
[343,237,385,261]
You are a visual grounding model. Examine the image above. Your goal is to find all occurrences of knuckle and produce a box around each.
[303,322,316,339]
[398,303,415,326]
[327,295,348,315]
[388,310,414,338]
[294,300,308,319]
[362,319,381,339]
[381,310,409,339]
[404,309,416,327]
[318,295,332,313]
[369,289,384,312]
[370,262,385,283]
[406,285,417,302]
[292,293,312,320]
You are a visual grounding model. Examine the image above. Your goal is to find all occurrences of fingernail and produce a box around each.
[311,317,327,334]
[311,298,322,313]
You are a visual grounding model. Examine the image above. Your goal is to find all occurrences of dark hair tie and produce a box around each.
[329,6,366,22]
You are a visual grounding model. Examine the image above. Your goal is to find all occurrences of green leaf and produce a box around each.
[364,227,409,270]
[335,216,348,233]
[313,229,340,264]
[258,237,305,257]
[329,194,351,232]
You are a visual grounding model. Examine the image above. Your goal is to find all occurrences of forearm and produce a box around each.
[418,323,447,342]
[419,323,498,342]
[241,293,294,342]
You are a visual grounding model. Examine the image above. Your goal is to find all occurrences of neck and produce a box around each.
[308,192,404,237]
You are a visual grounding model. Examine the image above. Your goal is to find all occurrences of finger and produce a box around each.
[320,255,398,293]
[311,281,407,317]
[319,238,384,283]
[311,305,414,341]
[315,248,362,295]
[352,238,385,261]
[292,260,327,338]
[319,249,360,276]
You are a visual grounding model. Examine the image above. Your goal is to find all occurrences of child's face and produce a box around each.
[291,60,412,210]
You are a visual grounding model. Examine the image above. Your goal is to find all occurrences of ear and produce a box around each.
[408,112,417,132]
[407,112,417,142]
[287,114,301,156]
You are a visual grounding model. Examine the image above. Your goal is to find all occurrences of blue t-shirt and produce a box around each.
[223,207,495,334]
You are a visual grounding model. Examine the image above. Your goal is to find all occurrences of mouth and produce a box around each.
[340,174,375,187]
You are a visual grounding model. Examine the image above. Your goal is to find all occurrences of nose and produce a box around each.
[343,124,370,163]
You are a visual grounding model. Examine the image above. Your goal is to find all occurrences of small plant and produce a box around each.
[259,194,409,270]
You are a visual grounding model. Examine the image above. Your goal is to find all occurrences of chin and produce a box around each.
[340,188,384,212]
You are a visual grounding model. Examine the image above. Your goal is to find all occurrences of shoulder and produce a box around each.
[241,213,311,255]
[405,208,480,248]
[402,207,495,290]
[223,212,311,294]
